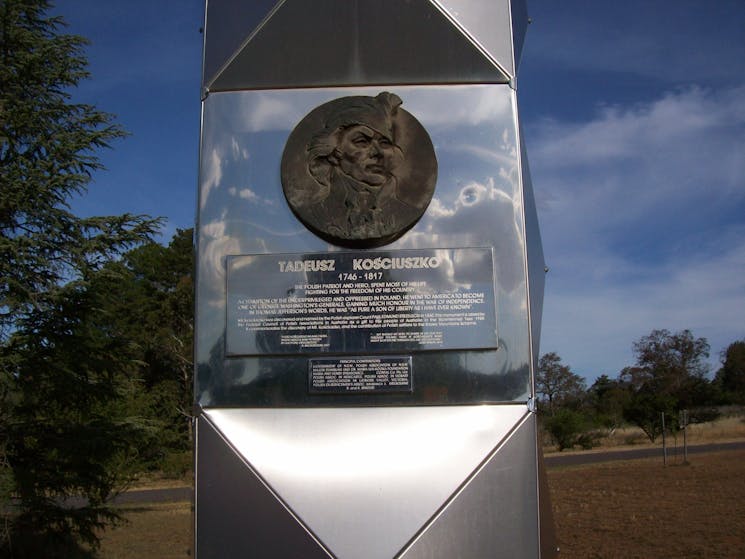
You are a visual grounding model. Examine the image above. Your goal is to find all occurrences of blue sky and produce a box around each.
[55,0,744,383]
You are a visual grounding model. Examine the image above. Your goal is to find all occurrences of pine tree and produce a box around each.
[1,1,161,554]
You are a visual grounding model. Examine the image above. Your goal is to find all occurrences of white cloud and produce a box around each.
[530,85,745,247]
[529,85,745,381]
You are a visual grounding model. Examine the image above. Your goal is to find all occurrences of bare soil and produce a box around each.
[548,450,745,558]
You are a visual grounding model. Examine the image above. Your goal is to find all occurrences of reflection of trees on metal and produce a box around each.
[282,92,437,248]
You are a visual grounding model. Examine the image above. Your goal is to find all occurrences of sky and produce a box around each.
[54,0,745,384]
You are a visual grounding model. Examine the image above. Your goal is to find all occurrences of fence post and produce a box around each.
[661,412,667,466]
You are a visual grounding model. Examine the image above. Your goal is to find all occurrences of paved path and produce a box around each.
[117,441,745,505]
[544,440,745,468]
[113,486,192,506]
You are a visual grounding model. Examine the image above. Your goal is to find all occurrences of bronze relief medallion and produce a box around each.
[281,92,437,248]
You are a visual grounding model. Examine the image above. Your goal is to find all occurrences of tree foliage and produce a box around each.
[94,229,195,465]
[1,0,160,554]
[535,352,592,450]
[535,351,586,414]
[714,340,745,404]
[620,329,713,441]
[587,374,629,433]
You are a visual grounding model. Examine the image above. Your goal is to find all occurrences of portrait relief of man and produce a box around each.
[281,92,437,248]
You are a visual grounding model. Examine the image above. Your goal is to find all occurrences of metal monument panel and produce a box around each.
[196,85,532,408]
[195,0,555,557]
[203,0,511,92]
[203,406,528,559]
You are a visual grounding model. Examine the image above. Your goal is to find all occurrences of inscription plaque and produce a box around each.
[226,248,497,356]
[309,356,413,394]
[281,92,437,248]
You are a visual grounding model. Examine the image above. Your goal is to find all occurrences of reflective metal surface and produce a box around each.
[195,85,532,407]
[519,129,546,387]
[195,415,332,558]
[204,0,510,92]
[435,0,524,78]
[401,413,539,558]
[201,0,279,90]
[196,0,555,556]
[204,405,528,559]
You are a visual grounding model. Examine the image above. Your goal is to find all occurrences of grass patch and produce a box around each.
[97,502,192,558]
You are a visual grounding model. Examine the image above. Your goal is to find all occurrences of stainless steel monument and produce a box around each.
[195,1,555,557]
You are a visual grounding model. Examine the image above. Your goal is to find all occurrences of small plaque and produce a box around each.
[309,356,413,394]
[281,92,437,248]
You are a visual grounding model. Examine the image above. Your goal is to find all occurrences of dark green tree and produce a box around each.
[535,352,591,450]
[535,352,587,414]
[619,329,712,442]
[714,340,745,404]
[618,367,674,442]
[543,408,587,451]
[1,0,160,554]
[587,374,630,434]
[92,229,194,471]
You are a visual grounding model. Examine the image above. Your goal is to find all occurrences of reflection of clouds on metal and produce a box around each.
[237,93,308,133]
[427,198,456,218]
[199,149,223,210]
[196,85,533,403]
[410,86,514,127]
[199,215,242,302]
[227,187,276,207]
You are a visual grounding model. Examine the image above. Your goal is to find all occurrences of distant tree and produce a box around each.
[714,340,745,404]
[543,408,588,451]
[535,353,594,450]
[631,329,710,393]
[0,0,160,554]
[618,367,674,442]
[619,329,712,442]
[535,352,587,414]
[588,374,630,434]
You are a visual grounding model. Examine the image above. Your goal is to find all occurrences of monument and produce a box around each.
[194,1,556,557]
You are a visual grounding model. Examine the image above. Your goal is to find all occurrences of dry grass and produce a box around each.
[97,502,192,559]
[685,414,745,443]
[544,414,745,454]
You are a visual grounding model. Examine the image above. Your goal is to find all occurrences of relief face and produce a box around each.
[281,92,437,248]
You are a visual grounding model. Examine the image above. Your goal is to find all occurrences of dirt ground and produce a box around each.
[547,450,745,558]
[97,449,745,558]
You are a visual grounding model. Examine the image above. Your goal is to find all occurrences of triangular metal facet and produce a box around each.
[207,0,510,92]
[401,413,541,559]
[520,128,545,365]
[509,0,530,73]
[433,0,518,78]
[537,446,559,559]
[202,0,280,89]
[205,406,527,559]
[195,416,332,559]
